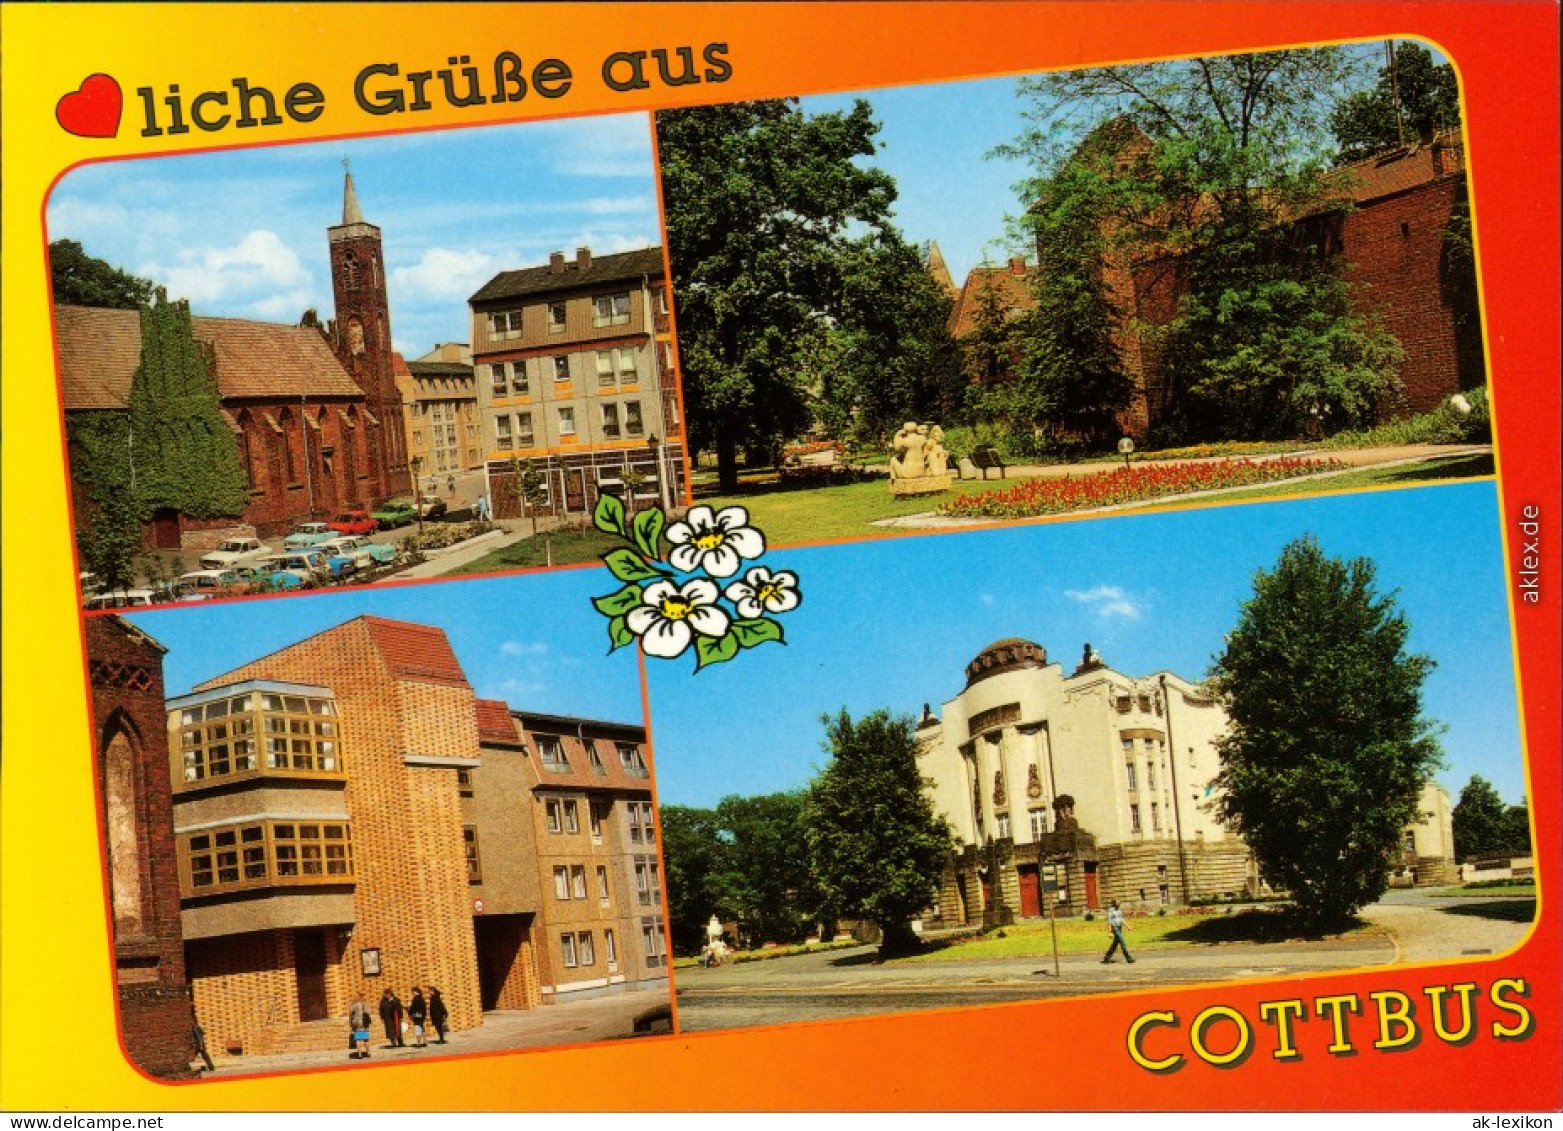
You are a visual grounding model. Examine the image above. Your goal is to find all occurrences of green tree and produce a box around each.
[49,239,154,309]
[127,289,250,518]
[68,411,141,590]
[1330,43,1461,162]
[1502,801,1532,861]
[1209,536,1442,928]
[659,804,730,955]
[1451,775,1512,862]
[711,792,818,945]
[656,100,902,490]
[1005,49,1403,443]
[803,709,952,956]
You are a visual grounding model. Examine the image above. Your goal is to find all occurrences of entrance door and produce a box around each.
[564,469,586,513]
[1016,864,1042,918]
[150,509,181,550]
[293,929,328,1022]
[1083,864,1101,911]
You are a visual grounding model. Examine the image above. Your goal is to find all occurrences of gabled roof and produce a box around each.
[949,262,1036,338]
[474,698,523,745]
[469,246,664,305]
[54,305,363,410]
[360,616,469,688]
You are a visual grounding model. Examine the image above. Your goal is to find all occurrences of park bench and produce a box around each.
[965,445,1008,479]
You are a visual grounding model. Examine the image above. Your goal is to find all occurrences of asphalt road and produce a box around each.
[673,893,1534,1032]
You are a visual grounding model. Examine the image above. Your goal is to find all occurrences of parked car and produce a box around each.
[175,569,250,600]
[283,522,337,550]
[372,500,418,529]
[328,509,378,537]
[84,588,158,611]
[200,535,272,570]
[258,550,330,585]
[319,535,398,571]
[416,497,448,520]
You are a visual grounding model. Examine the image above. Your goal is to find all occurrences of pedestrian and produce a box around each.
[192,1020,215,1073]
[349,997,372,1060]
[447,475,456,497]
[379,987,405,1047]
[1101,900,1135,964]
[428,987,449,1044]
[407,986,428,1048]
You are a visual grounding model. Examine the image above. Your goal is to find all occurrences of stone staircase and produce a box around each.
[224,1017,351,1061]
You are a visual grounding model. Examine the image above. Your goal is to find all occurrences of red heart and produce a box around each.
[57,74,122,139]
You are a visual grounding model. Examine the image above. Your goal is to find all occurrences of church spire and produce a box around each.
[342,167,364,225]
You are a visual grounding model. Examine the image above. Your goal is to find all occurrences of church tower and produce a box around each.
[328,171,410,495]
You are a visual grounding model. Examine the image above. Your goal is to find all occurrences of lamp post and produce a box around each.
[410,456,425,537]
[648,432,670,512]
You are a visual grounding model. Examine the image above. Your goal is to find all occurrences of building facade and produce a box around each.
[57,174,411,550]
[916,637,1456,927]
[397,343,482,479]
[87,615,198,1079]
[124,614,668,1061]
[468,246,686,517]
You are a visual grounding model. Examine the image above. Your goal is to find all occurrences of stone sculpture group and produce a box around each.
[888,421,953,496]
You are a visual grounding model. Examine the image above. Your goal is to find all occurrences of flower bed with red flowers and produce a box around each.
[939,457,1347,519]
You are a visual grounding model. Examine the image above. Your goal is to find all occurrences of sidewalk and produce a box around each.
[195,986,672,1079]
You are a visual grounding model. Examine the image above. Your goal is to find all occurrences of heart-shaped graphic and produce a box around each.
[56,74,123,139]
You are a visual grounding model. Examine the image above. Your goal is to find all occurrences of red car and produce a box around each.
[328,509,378,536]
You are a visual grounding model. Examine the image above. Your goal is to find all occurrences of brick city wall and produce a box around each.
[1338,176,1481,415]
[86,617,197,1078]
[204,619,483,1034]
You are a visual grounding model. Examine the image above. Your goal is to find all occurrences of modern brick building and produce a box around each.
[915,637,1456,927]
[86,615,198,1079]
[468,246,686,517]
[124,614,669,1061]
[55,173,411,550]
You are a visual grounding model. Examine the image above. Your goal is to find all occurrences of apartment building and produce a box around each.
[468,246,685,517]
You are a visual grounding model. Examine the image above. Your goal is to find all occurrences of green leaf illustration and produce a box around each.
[632,507,666,560]
[593,494,627,537]
[693,632,741,671]
[606,614,634,651]
[603,548,666,583]
[731,618,786,649]
[592,583,644,618]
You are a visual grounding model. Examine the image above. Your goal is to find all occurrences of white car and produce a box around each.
[200,536,271,570]
[84,588,158,611]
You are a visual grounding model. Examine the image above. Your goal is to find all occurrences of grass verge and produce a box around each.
[454,527,621,573]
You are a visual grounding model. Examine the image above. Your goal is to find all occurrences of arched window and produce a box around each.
[279,407,299,483]
[104,727,143,933]
[342,252,361,291]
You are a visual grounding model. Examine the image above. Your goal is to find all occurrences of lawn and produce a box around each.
[695,453,1493,548]
[456,526,622,572]
[1429,881,1536,899]
[897,906,1375,962]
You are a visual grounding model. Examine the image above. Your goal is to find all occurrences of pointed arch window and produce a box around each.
[342,252,361,291]
[104,727,144,933]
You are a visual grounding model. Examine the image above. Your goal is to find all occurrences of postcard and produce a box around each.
[1,1,1557,1114]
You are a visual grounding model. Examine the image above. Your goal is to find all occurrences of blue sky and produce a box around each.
[122,566,645,726]
[643,481,1529,810]
[47,116,662,359]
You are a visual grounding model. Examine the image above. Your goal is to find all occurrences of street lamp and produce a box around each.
[410,456,425,536]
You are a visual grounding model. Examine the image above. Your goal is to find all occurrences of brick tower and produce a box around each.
[328,171,410,494]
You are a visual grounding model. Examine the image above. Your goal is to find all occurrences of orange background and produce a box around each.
[1,1,1558,1111]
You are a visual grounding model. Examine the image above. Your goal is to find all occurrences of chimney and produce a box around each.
[576,247,593,270]
[549,251,566,274]
[1009,257,1027,276]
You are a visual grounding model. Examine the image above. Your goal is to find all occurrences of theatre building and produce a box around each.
[917,638,1455,927]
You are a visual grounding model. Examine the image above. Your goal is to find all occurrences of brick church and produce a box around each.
[56,173,411,548]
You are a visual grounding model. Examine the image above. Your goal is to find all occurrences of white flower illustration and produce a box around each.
[724,567,801,619]
[666,505,766,578]
[625,578,732,658]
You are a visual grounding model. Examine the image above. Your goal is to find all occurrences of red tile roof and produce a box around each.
[474,698,521,744]
[515,715,651,794]
[949,263,1036,338]
[1324,131,1466,205]
[54,304,363,411]
[361,616,469,688]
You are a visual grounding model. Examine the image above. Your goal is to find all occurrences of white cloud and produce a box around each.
[500,641,550,658]
[1065,585,1142,620]
[390,247,502,303]
[144,230,311,307]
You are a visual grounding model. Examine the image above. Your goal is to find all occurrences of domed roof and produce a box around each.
[965,638,1047,687]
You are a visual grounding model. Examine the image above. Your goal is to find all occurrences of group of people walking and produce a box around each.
[349,986,449,1059]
